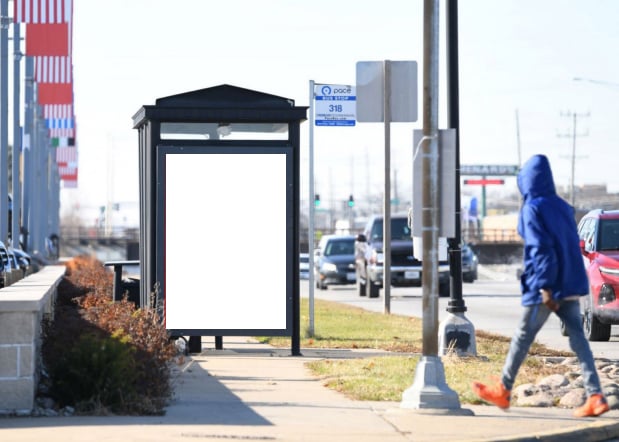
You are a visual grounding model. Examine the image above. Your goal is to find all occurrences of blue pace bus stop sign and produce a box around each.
[132,85,307,355]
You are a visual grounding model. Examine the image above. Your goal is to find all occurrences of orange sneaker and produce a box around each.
[573,393,609,417]
[472,380,511,410]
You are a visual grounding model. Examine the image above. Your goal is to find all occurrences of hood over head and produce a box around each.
[517,154,556,200]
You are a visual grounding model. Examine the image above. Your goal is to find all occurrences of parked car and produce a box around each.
[0,241,11,287]
[10,248,31,278]
[576,209,619,341]
[461,243,479,283]
[356,213,450,298]
[7,249,20,274]
[299,253,310,280]
[314,235,356,290]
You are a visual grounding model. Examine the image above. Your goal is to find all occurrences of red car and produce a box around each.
[577,209,619,341]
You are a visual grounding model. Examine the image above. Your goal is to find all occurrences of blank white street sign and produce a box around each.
[356,60,418,123]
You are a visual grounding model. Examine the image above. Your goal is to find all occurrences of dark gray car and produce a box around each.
[314,235,357,290]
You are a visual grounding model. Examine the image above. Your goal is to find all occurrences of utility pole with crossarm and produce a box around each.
[558,110,589,207]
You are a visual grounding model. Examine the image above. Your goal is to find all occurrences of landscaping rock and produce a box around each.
[510,357,619,410]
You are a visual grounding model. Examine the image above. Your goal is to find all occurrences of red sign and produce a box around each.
[463,179,505,185]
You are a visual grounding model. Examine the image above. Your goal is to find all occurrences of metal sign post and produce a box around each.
[308,80,316,338]
[308,82,356,337]
[356,60,417,314]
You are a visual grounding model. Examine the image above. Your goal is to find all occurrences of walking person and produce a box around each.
[472,154,609,417]
[354,233,368,296]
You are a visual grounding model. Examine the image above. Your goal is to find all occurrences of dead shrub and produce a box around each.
[42,256,175,415]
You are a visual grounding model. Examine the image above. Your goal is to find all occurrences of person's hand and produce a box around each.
[541,288,558,312]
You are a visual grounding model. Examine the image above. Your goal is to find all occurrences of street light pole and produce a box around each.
[438,0,477,357]
[445,0,465,316]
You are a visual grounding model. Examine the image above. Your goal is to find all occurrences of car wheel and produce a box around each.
[582,295,611,342]
[367,280,380,298]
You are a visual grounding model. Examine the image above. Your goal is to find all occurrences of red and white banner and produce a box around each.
[14,0,72,24]
[34,56,72,83]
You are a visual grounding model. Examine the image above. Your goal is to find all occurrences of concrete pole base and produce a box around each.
[401,355,465,411]
[438,311,477,356]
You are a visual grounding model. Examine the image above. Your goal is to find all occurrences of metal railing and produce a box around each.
[59,226,139,244]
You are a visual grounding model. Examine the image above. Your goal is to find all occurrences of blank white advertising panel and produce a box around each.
[161,148,290,332]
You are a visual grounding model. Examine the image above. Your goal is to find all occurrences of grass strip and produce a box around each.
[258,298,573,404]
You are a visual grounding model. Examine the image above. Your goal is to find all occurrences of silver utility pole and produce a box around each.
[515,109,522,167]
[1,0,9,245]
[308,79,316,337]
[421,0,440,362]
[382,60,391,314]
[22,56,33,252]
[558,110,588,207]
[401,0,462,411]
[12,23,22,249]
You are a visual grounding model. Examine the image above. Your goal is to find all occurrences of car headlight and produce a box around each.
[322,262,337,272]
[600,266,619,276]
[374,252,384,264]
[598,283,616,305]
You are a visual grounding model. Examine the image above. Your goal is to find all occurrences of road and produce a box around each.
[300,265,619,360]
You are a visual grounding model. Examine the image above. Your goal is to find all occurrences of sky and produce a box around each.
[66,0,619,225]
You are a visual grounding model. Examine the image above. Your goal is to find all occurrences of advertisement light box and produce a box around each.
[157,145,292,335]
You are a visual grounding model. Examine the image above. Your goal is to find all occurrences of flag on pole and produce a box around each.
[49,128,75,138]
[14,0,72,24]
[34,56,72,83]
[56,146,77,165]
[37,83,72,104]
[18,0,78,167]
[25,23,70,56]
[62,178,78,188]
[58,164,78,181]
[51,136,75,146]
[44,103,74,136]
[43,104,72,119]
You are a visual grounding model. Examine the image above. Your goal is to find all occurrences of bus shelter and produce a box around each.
[132,85,307,354]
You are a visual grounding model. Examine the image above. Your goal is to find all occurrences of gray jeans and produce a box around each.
[502,299,602,397]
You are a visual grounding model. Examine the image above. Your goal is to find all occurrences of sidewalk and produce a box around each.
[1,336,619,442]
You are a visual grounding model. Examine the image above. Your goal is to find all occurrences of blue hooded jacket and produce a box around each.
[517,154,589,306]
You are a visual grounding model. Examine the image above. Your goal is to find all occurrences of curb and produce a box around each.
[471,419,619,442]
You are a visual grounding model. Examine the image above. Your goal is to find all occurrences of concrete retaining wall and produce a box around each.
[0,266,65,413]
